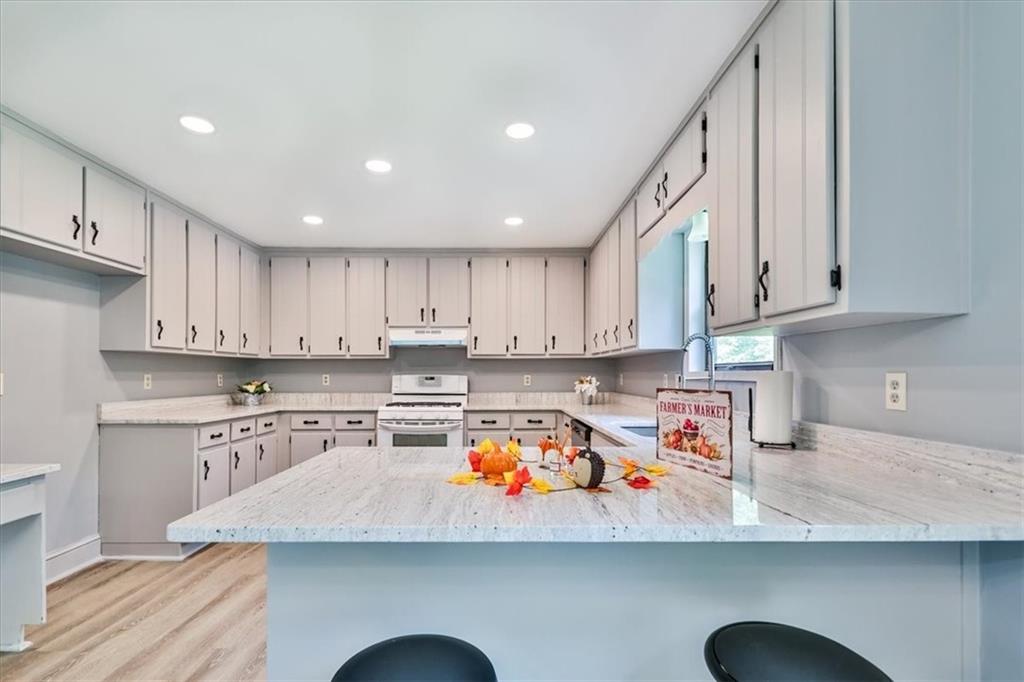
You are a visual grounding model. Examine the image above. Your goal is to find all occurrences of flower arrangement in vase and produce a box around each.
[233,379,272,406]
[574,375,600,405]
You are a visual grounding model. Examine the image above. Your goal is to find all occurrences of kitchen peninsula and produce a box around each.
[167,424,1023,680]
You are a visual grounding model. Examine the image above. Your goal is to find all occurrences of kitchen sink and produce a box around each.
[621,425,658,438]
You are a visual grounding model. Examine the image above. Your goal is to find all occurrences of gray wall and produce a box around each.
[782,1,1023,454]
[0,253,245,554]
[616,351,754,413]
[249,349,615,394]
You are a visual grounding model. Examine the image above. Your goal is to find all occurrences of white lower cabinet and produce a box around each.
[291,431,333,466]
[197,445,230,509]
[230,438,257,494]
[256,434,277,483]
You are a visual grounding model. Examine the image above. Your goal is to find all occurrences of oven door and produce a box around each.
[376,419,464,448]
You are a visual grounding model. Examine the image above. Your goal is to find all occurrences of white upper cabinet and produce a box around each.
[587,236,604,354]
[0,121,83,251]
[346,257,387,356]
[661,112,706,208]
[269,256,309,356]
[83,166,146,269]
[603,221,621,351]
[508,256,546,355]
[428,257,470,326]
[309,257,347,356]
[150,201,187,350]
[186,220,217,352]
[618,201,638,349]
[708,41,759,329]
[546,256,585,356]
[756,0,836,317]
[636,169,665,239]
[469,257,508,356]
[385,256,428,326]
[239,245,260,356]
[215,234,240,354]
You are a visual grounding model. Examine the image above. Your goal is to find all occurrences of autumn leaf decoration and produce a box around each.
[616,457,667,489]
[503,466,533,496]
[467,450,483,472]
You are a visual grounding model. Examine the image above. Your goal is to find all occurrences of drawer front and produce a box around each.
[512,412,556,430]
[290,414,332,430]
[512,428,557,447]
[334,431,376,447]
[198,423,230,449]
[466,430,513,448]
[256,415,278,435]
[231,419,256,441]
[466,412,510,430]
[334,413,376,431]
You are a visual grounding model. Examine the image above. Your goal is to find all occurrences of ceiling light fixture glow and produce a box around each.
[504,216,524,227]
[179,115,216,134]
[505,122,535,139]
[302,215,324,226]
[365,159,392,174]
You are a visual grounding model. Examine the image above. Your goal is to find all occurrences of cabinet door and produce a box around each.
[467,431,513,449]
[309,257,347,356]
[619,201,638,349]
[197,445,230,509]
[757,0,836,317]
[334,431,376,447]
[587,239,604,354]
[269,256,309,356]
[215,234,240,354]
[546,256,585,356]
[508,256,546,355]
[469,257,509,356]
[0,122,83,250]
[385,257,428,326]
[229,438,256,494]
[239,245,260,355]
[150,201,188,350]
[662,113,706,208]
[83,166,145,268]
[604,222,621,351]
[256,434,277,482]
[346,257,387,356]
[709,43,759,329]
[428,257,470,326]
[186,219,217,351]
[291,431,333,466]
[636,167,665,238]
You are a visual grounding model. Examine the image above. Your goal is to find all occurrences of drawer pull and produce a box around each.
[210,432,224,440]
[346,419,363,425]
[263,421,274,428]
[527,419,543,425]
[239,426,251,433]
[303,419,319,425]
[481,419,497,425]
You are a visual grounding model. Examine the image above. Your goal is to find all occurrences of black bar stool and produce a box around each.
[704,621,892,682]
[332,634,497,681]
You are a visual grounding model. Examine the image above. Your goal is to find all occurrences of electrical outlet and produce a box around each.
[143,373,152,390]
[322,374,330,386]
[216,373,224,388]
[885,372,907,411]
[523,374,532,387]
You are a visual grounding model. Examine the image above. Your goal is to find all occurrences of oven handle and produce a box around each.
[377,420,463,433]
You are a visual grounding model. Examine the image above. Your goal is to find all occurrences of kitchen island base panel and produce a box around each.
[267,542,973,681]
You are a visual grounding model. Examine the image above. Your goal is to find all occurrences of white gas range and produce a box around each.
[376,374,468,447]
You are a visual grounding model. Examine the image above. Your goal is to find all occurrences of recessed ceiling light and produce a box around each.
[504,216,524,227]
[505,122,535,139]
[302,215,324,226]
[365,159,392,174]
[179,115,215,134]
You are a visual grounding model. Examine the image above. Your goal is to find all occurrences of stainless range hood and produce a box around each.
[388,328,468,348]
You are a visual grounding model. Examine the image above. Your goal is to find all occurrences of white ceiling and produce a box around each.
[0,1,765,248]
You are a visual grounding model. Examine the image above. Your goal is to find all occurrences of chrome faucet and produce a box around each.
[681,333,715,390]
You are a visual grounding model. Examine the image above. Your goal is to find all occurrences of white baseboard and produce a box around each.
[46,534,102,584]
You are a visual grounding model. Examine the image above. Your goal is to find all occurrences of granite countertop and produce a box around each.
[1,463,61,485]
[167,439,1024,544]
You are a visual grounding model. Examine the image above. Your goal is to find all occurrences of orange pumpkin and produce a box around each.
[480,447,518,480]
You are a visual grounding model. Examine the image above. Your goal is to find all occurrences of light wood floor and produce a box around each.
[0,543,266,681]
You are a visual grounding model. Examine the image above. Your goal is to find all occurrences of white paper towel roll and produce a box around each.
[752,371,794,445]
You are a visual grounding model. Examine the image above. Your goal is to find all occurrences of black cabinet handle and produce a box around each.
[303,419,319,425]
[210,432,224,439]
[420,307,425,322]
[72,215,81,240]
[593,333,598,347]
[527,418,543,425]
[299,336,304,351]
[203,460,210,481]
[759,261,770,301]
[242,332,248,348]
[234,451,240,468]
[602,330,608,344]
[481,419,497,425]
[322,438,329,452]
[551,335,556,350]
[654,180,662,209]
[431,308,436,322]
[90,220,99,245]
[513,335,518,350]
[613,324,619,342]
[377,336,382,351]
[258,443,264,460]
[628,318,634,339]
[191,325,197,343]
[473,336,478,350]
[662,171,669,200]
[156,319,164,340]
[367,438,373,446]
[470,438,476,446]
[707,283,716,316]
[346,419,363,425]
[239,426,251,433]
[338,336,343,351]
[219,329,225,346]
[264,421,273,428]
[517,437,523,445]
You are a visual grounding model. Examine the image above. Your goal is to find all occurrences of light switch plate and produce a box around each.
[143,373,152,390]
[217,373,224,388]
[523,374,532,387]
[322,374,330,386]
[674,373,683,388]
[885,372,907,411]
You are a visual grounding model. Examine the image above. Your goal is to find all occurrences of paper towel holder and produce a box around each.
[747,387,796,450]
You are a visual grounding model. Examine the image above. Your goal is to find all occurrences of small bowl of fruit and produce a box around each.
[682,418,700,442]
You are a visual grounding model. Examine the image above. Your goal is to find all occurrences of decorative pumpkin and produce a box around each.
[480,447,518,480]
[570,448,606,489]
